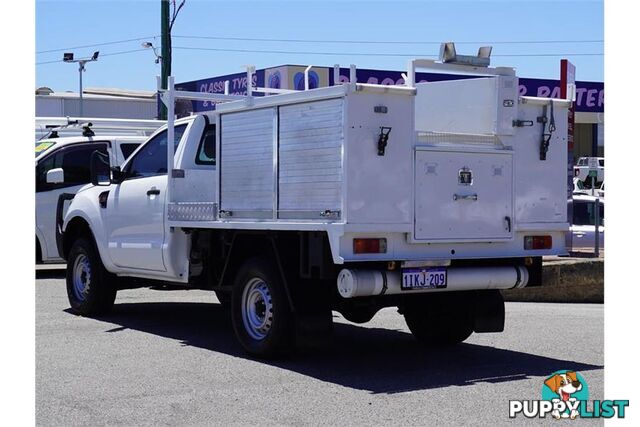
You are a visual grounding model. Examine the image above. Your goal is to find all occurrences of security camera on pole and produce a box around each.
[142,42,162,64]
[63,51,99,118]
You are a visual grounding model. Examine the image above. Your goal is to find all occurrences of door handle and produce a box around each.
[147,188,160,196]
[453,193,478,201]
[99,191,109,209]
[504,216,512,232]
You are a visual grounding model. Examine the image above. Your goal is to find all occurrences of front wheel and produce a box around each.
[66,237,117,316]
[231,258,294,358]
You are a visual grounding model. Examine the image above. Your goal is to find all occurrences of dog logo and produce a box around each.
[542,370,589,419]
[511,370,628,419]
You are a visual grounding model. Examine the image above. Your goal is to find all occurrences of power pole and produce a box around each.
[160,0,171,119]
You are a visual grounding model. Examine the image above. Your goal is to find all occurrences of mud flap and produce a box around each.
[473,290,505,333]
[55,193,76,260]
[295,311,333,350]
[293,281,334,351]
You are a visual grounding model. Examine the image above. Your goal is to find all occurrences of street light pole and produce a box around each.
[63,51,99,118]
[78,62,84,117]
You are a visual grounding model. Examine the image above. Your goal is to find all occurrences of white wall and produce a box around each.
[36,95,157,119]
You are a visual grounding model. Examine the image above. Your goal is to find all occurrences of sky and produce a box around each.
[36,0,604,92]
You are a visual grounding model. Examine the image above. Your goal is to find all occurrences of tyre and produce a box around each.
[403,298,473,346]
[231,257,294,358]
[214,290,231,309]
[66,237,117,316]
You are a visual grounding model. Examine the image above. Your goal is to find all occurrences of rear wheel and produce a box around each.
[231,258,294,358]
[403,296,473,346]
[66,238,117,316]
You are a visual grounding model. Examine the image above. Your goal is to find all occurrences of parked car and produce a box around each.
[568,195,604,252]
[574,157,604,185]
[36,136,145,263]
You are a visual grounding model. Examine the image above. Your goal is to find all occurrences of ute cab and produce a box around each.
[36,135,146,263]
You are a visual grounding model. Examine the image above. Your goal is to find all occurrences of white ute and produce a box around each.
[60,50,571,357]
[36,118,164,263]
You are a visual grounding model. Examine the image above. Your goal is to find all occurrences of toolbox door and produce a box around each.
[413,149,513,241]
[219,108,276,219]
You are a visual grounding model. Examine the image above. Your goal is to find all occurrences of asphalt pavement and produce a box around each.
[36,268,604,426]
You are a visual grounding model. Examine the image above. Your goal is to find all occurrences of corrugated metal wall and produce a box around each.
[278,99,343,216]
[218,98,345,220]
[36,96,157,119]
[220,108,276,218]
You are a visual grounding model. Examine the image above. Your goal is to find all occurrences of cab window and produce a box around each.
[120,143,141,160]
[572,201,604,226]
[35,141,56,157]
[195,124,216,165]
[126,125,187,178]
[36,153,59,192]
[36,143,108,192]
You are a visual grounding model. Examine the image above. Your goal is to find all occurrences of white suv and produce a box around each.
[36,136,145,263]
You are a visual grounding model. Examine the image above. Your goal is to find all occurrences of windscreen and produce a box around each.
[35,141,56,157]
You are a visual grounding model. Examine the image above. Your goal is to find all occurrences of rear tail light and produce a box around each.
[524,235,552,250]
[353,238,387,254]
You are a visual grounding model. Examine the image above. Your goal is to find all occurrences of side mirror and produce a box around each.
[46,168,64,184]
[111,166,124,184]
[90,150,111,186]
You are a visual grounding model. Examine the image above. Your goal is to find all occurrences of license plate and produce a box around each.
[401,267,447,290]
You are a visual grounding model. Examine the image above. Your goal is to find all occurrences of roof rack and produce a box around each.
[35,116,166,140]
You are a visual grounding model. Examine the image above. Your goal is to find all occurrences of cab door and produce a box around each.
[105,125,187,271]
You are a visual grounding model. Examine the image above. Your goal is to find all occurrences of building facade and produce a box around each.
[36,87,158,120]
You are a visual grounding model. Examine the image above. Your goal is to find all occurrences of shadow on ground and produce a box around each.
[66,301,603,394]
[36,269,66,280]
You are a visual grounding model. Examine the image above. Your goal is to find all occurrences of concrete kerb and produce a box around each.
[502,257,604,303]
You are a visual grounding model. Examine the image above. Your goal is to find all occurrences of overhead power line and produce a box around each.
[173,46,603,58]
[35,44,603,66]
[173,34,604,45]
[36,48,149,65]
[36,36,158,54]
[36,35,604,55]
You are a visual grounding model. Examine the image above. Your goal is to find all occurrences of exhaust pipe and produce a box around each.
[337,266,529,299]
